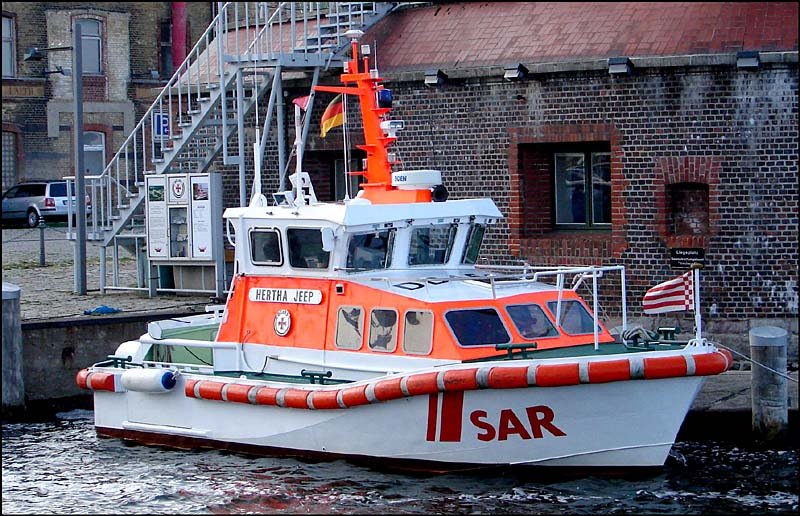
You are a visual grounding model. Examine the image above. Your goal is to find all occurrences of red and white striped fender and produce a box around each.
[76,369,125,392]
[184,348,732,410]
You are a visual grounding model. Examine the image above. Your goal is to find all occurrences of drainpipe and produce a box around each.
[172,2,188,69]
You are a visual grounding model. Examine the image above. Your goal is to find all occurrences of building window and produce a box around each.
[667,182,709,235]
[2,15,15,78]
[160,20,173,79]
[83,131,106,175]
[2,130,17,190]
[77,18,101,74]
[554,151,611,228]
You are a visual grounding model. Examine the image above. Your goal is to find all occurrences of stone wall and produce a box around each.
[220,62,798,360]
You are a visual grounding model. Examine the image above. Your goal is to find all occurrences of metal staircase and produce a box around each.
[63,2,396,293]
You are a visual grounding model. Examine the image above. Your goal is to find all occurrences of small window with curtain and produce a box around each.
[77,18,102,74]
[402,310,434,355]
[2,15,15,78]
[554,151,611,229]
[368,308,398,352]
[336,306,364,350]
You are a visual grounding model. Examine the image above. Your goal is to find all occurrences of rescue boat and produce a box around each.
[78,32,732,471]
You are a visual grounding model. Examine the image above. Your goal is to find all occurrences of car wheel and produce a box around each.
[26,210,40,228]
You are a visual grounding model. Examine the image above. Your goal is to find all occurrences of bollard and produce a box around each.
[749,326,788,442]
[2,282,25,415]
[38,218,47,266]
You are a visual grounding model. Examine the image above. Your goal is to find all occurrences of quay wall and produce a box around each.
[20,312,189,403]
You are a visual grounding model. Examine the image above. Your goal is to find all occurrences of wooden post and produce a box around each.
[749,326,788,442]
[2,283,25,415]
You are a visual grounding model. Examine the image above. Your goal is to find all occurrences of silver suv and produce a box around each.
[1,181,92,227]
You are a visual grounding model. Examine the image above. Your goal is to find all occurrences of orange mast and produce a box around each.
[314,34,432,204]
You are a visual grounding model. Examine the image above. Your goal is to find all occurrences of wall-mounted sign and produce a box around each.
[145,176,168,258]
[249,288,322,305]
[670,248,705,269]
[190,175,211,259]
[168,175,188,204]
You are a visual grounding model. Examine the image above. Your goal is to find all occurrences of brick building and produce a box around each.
[1,2,213,190]
[286,2,797,353]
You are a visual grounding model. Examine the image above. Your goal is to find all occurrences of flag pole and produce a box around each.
[691,263,703,341]
[342,93,350,200]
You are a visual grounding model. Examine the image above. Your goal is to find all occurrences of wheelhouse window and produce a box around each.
[408,224,457,266]
[335,306,363,350]
[461,223,485,264]
[507,304,558,339]
[287,228,330,269]
[546,300,597,335]
[2,15,15,78]
[554,152,611,228]
[77,18,102,74]
[347,229,395,270]
[368,308,398,352]
[445,308,510,347]
[402,310,433,355]
[250,229,282,265]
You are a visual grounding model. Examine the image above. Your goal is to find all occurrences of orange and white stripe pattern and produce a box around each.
[181,348,732,410]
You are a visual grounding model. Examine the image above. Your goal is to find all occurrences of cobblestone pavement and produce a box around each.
[2,225,211,321]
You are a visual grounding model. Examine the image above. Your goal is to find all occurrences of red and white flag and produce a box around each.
[642,271,694,314]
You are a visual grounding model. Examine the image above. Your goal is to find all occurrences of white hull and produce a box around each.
[91,372,704,469]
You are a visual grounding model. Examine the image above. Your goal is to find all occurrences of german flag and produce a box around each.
[320,94,344,137]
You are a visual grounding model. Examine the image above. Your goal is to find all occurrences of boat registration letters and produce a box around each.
[249,288,322,305]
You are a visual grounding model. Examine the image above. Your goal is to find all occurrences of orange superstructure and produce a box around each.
[313,34,432,204]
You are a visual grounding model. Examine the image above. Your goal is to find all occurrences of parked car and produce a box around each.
[1,180,92,227]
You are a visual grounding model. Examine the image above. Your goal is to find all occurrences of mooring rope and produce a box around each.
[715,342,798,383]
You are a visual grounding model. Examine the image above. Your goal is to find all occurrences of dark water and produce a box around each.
[2,410,797,514]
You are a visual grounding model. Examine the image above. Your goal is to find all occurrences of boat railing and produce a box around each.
[346,264,628,350]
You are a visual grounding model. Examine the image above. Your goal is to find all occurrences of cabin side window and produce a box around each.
[461,223,485,264]
[402,310,434,355]
[335,306,364,349]
[546,300,597,335]
[506,304,558,340]
[287,228,330,269]
[408,224,457,266]
[368,308,398,352]
[445,308,511,346]
[347,229,395,270]
[250,229,282,265]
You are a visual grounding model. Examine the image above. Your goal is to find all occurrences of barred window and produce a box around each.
[2,131,17,191]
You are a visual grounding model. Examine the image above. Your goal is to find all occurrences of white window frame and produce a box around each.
[77,18,102,75]
[83,131,106,175]
[2,15,15,78]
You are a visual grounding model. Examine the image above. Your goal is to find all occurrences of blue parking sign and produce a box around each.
[154,114,170,136]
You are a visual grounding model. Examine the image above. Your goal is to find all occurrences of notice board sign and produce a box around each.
[145,176,169,259]
[670,248,705,269]
[190,174,212,259]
